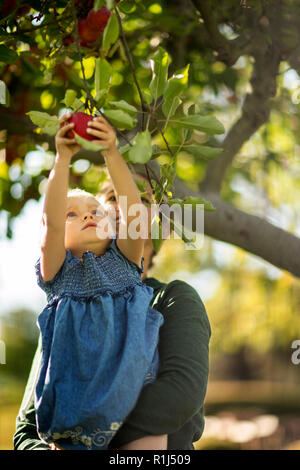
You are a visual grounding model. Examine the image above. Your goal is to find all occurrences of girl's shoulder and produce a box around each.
[35,249,81,297]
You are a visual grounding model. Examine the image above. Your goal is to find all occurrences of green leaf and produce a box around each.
[74,133,108,152]
[71,98,85,112]
[170,114,225,135]
[182,104,196,141]
[151,216,163,253]
[105,0,114,8]
[94,0,105,9]
[0,45,18,64]
[62,66,87,91]
[164,64,189,100]
[128,130,152,163]
[118,0,137,14]
[176,144,223,159]
[168,196,215,212]
[95,58,112,93]
[151,144,161,155]
[26,111,59,135]
[162,96,181,119]
[142,90,152,104]
[40,126,60,136]
[102,13,119,53]
[62,89,77,108]
[95,89,107,107]
[108,100,137,116]
[0,80,10,107]
[149,47,170,101]
[135,179,149,192]
[104,109,137,129]
[160,210,197,246]
[119,143,131,154]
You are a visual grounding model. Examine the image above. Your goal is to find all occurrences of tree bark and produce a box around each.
[173,176,300,278]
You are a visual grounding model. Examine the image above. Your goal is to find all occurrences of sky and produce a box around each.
[0,198,46,317]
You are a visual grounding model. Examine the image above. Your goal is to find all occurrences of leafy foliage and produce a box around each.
[0,0,225,248]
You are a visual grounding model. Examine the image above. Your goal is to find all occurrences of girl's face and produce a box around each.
[65,195,109,252]
[98,177,154,237]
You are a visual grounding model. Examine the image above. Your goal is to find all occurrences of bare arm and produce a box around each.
[40,114,80,282]
[87,117,145,267]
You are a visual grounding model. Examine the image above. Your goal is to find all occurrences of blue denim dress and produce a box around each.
[34,235,164,450]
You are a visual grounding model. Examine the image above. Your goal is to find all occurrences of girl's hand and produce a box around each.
[55,113,81,160]
[86,116,117,158]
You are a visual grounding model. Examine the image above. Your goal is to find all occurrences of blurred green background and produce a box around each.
[2,0,300,450]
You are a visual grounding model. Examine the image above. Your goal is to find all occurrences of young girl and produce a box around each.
[34,113,166,450]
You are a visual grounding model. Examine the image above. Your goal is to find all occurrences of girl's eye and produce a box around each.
[91,209,98,214]
[107,195,116,202]
[67,212,76,218]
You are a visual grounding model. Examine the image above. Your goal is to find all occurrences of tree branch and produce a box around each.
[173,177,300,278]
[191,0,251,66]
[200,45,281,193]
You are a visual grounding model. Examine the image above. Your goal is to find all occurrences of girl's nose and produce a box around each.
[83,212,94,221]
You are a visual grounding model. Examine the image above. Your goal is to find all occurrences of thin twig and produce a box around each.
[157,127,176,158]
[144,164,155,193]
[114,6,149,130]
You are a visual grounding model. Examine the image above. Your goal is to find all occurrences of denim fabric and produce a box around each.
[34,235,163,450]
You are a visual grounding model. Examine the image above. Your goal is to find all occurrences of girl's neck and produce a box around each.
[71,240,111,261]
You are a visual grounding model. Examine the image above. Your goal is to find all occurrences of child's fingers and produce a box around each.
[93,115,108,125]
[58,122,74,137]
[92,116,114,132]
[58,137,77,145]
[59,112,72,125]
[86,127,109,140]
[88,120,110,133]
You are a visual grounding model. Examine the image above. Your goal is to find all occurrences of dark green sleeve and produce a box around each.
[13,337,50,450]
[110,280,211,448]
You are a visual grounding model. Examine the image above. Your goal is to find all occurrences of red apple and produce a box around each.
[87,7,110,30]
[78,18,101,44]
[66,112,94,141]
[16,4,31,16]
[62,34,74,46]
[0,0,16,15]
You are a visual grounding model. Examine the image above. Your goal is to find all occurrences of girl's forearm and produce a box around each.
[43,155,71,230]
[103,148,142,207]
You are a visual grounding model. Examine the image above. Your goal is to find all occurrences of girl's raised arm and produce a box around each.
[40,114,80,282]
[87,116,145,268]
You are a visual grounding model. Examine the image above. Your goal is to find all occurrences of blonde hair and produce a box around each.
[67,188,95,199]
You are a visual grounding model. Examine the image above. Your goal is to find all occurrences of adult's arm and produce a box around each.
[13,337,49,450]
[110,280,211,448]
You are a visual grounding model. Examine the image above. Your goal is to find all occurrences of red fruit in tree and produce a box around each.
[87,7,111,30]
[78,18,101,44]
[16,5,31,16]
[66,112,94,141]
[62,34,74,46]
[0,0,16,15]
